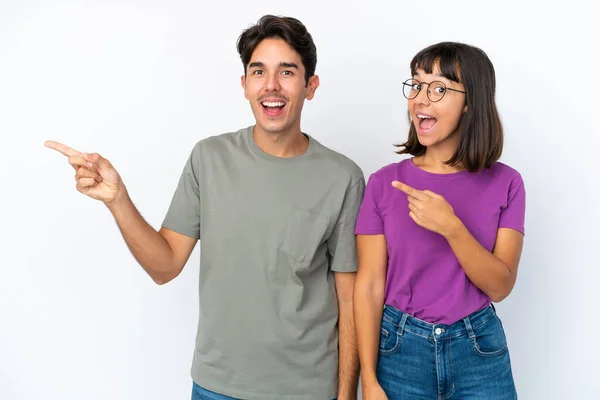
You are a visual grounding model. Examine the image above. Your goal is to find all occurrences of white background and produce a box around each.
[1,1,598,399]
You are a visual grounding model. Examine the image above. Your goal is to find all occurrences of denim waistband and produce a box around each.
[381,304,497,341]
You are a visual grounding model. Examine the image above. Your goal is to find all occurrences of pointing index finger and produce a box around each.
[392,180,427,200]
[44,141,82,157]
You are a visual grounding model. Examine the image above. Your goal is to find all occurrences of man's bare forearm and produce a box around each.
[338,300,359,400]
[106,189,178,284]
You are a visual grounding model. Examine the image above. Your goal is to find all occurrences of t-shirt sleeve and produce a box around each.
[161,144,202,239]
[327,175,366,273]
[498,172,526,235]
[354,173,384,235]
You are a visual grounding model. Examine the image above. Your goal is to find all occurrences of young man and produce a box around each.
[46,15,364,400]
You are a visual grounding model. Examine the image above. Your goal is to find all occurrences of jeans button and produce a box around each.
[435,328,442,335]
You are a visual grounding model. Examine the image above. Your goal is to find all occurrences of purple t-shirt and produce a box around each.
[355,158,526,325]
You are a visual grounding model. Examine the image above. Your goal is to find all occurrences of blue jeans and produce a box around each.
[192,383,239,400]
[377,304,517,399]
[191,382,337,400]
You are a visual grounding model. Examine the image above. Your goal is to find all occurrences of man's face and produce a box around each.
[241,38,319,136]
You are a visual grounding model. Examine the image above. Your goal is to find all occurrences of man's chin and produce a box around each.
[255,121,289,135]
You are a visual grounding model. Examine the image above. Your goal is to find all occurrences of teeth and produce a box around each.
[417,114,434,119]
[262,101,285,107]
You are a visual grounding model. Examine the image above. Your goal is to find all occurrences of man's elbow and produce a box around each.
[338,298,354,310]
[337,288,355,308]
[335,271,357,306]
[152,275,173,285]
[148,265,180,285]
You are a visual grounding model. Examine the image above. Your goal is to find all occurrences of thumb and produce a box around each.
[83,152,113,171]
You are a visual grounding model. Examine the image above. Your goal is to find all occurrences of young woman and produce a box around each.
[354,42,525,400]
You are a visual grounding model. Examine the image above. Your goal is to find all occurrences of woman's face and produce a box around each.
[407,64,467,149]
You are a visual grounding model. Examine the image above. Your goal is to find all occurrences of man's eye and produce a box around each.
[282,70,293,76]
[252,70,263,75]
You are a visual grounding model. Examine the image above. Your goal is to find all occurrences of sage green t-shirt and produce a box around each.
[162,126,365,400]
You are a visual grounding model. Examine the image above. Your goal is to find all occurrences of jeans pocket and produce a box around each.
[471,315,509,358]
[278,207,330,263]
[379,318,402,355]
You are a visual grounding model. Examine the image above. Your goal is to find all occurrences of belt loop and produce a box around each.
[491,303,497,313]
[398,312,409,336]
[463,316,475,339]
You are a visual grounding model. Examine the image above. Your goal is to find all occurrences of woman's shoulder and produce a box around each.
[369,158,412,179]
[485,162,524,182]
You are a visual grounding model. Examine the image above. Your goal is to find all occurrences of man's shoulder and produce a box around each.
[191,126,250,154]
[310,138,364,184]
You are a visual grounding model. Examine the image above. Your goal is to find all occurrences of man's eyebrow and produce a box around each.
[248,62,264,69]
[249,61,299,69]
[280,62,299,69]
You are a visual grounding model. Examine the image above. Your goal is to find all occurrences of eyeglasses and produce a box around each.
[402,78,466,102]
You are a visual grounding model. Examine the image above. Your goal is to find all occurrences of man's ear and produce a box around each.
[241,75,249,100]
[305,75,320,100]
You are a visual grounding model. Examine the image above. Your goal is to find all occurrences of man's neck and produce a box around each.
[252,126,309,158]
